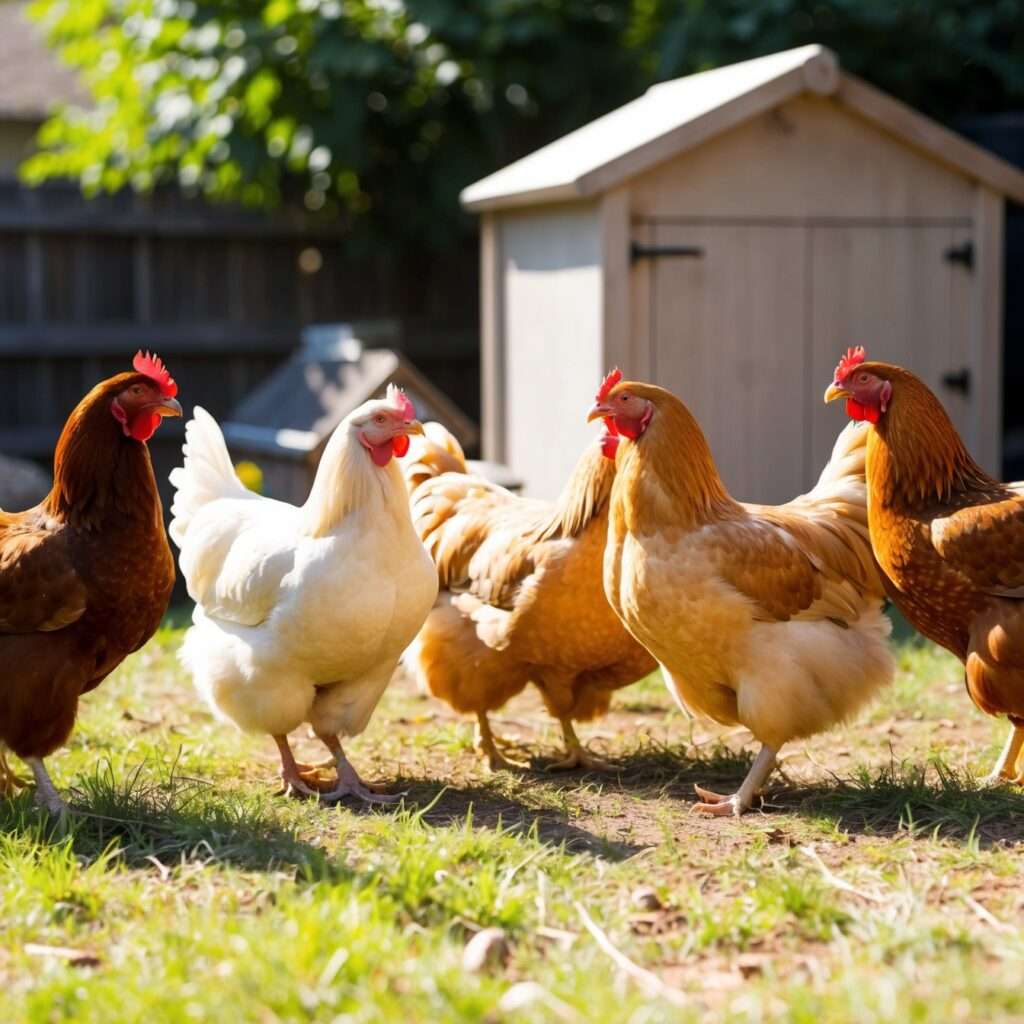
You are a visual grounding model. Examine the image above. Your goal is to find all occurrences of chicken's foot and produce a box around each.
[314,733,402,805]
[0,747,28,798]
[475,712,528,771]
[274,735,331,799]
[692,744,777,817]
[981,724,1024,787]
[25,757,68,817]
[547,718,614,772]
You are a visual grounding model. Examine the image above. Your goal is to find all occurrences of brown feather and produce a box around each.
[404,425,655,731]
[856,361,1024,722]
[0,371,176,760]
[601,380,893,753]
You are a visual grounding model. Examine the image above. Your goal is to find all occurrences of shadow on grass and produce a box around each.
[382,776,648,860]
[0,758,329,874]
[0,756,650,868]
[488,737,1024,846]
[784,757,1024,846]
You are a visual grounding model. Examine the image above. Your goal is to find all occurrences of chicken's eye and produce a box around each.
[131,385,144,395]
[619,394,629,403]
[375,414,387,425]
[858,373,869,384]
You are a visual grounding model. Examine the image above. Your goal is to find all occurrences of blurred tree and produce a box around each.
[23,0,1024,250]
[633,0,1024,123]
[22,0,640,249]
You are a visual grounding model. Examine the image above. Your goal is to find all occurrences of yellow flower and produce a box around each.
[234,460,264,494]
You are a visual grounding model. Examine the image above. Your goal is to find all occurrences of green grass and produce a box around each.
[1,621,1023,1022]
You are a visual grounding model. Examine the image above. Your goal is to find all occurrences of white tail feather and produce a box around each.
[168,406,247,548]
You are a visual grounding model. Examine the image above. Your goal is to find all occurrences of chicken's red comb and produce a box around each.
[834,346,866,383]
[596,367,622,402]
[386,383,415,421]
[133,350,177,397]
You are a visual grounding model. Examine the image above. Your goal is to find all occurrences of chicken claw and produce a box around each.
[314,733,403,805]
[474,713,528,772]
[274,735,329,799]
[980,725,1024,788]
[0,748,28,798]
[691,786,750,817]
[547,718,614,773]
[26,757,68,817]
[691,744,778,819]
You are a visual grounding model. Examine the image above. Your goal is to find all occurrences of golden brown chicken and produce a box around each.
[403,424,656,771]
[825,347,1024,784]
[589,370,894,815]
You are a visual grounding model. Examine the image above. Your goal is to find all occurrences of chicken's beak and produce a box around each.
[587,402,611,423]
[823,383,849,405]
[402,419,425,436]
[155,397,183,418]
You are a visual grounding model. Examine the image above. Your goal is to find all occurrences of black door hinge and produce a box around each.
[630,242,705,264]
[943,241,974,270]
[941,368,972,395]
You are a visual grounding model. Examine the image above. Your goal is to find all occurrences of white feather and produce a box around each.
[169,399,438,739]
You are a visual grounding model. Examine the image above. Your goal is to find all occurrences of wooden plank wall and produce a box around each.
[0,180,480,512]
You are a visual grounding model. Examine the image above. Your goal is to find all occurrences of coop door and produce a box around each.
[644,221,975,503]
[644,223,810,504]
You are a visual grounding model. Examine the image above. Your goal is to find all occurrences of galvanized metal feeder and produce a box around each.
[222,322,502,503]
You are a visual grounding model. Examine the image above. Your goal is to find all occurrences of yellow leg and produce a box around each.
[474,713,527,772]
[0,747,27,798]
[692,744,778,817]
[981,724,1024,786]
[546,718,614,772]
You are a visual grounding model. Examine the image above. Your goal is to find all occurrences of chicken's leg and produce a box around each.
[313,733,402,805]
[25,757,67,816]
[547,718,614,773]
[0,747,27,798]
[474,712,527,772]
[981,724,1024,787]
[692,744,777,817]
[274,735,332,799]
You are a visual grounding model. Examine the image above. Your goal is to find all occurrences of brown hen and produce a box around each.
[0,353,180,813]
[590,371,893,815]
[403,424,656,771]
[826,347,1024,783]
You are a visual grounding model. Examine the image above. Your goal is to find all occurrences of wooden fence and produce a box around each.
[0,180,480,518]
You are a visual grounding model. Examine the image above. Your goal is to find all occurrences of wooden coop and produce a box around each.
[222,323,480,504]
[462,44,1024,503]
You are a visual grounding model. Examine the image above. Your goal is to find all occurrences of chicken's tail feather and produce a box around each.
[402,422,467,496]
[168,406,248,547]
[795,421,870,528]
[758,421,884,602]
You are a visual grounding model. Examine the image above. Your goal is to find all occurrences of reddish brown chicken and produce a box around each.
[0,352,180,814]
[825,347,1024,784]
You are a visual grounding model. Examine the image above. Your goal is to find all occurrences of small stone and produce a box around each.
[631,886,662,911]
[462,927,509,973]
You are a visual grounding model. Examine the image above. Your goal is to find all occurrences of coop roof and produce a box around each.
[461,44,1024,211]
[0,3,83,122]
[222,347,478,459]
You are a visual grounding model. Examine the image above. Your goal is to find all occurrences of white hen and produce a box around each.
[168,386,437,802]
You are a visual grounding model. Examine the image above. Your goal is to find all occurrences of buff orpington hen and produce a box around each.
[826,346,1024,784]
[403,423,656,771]
[169,386,437,802]
[0,352,180,814]
[589,369,894,815]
